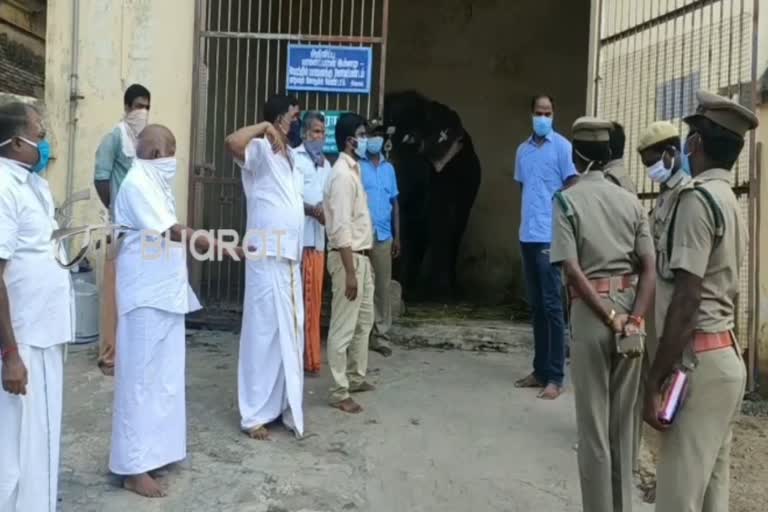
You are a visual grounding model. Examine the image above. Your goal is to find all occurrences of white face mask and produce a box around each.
[143,157,177,180]
[647,154,674,184]
[124,109,149,139]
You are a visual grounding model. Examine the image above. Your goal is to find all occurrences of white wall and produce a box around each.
[45,0,196,228]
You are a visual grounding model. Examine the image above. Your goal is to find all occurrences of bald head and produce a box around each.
[136,124,176,159]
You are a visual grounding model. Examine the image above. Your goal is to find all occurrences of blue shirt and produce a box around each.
[515,131,576,243]
[360,156,399,242]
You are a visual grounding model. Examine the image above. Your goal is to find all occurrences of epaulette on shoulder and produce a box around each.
[666,181,725,257]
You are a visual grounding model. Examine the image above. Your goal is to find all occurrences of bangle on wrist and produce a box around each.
[604,308,616,326]
[1,345,18,362]
[628,315,644,327]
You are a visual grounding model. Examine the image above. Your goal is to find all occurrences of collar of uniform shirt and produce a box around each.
[694,168,731,182]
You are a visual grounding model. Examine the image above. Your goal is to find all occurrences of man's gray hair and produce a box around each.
[301,111,326,137]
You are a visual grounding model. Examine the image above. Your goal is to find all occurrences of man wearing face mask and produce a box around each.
[110,125,236,498]
[514,94,577,400]
[0,102,74,512]
[323,113,376,414]
[632,121,691,476]
[645,91,756,512]
[551,117,655,512]
[293,111,331,375]
[225,94,306,441]
[93,83,151,376]
[360,121,400,358]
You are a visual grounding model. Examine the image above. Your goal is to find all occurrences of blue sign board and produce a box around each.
[287,44,373,94]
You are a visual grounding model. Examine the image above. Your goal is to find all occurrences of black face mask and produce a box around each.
[288,120,302,148]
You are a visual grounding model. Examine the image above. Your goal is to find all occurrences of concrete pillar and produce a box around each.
[585,0,601,116]
[754,0,768,391]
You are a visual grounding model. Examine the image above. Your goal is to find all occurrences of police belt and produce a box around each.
[693,331,734,353]
[568,274,637,301]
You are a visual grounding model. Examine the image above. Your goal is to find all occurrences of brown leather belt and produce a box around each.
[693,331,734,353]
[568,274,637,301]
[330,248,371,257]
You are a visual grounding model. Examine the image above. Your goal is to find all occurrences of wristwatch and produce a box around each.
[604,309,617,326]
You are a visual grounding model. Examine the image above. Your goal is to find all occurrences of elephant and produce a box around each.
[382,90,482,302]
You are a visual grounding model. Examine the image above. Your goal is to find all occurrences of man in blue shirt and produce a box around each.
[514,94,576,400]
[360,122,400,357]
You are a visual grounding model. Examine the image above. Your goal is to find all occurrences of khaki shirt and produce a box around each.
[323,152,374,251]
[550,171,654,278]
[603,159,637,195]
[651,170,691,329]
[656,168,747,333]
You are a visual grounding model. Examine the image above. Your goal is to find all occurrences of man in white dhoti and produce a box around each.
[110,125,233,498]
[225,94,305,441]
[0,102,74,512]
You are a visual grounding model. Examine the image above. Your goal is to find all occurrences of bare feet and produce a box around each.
[331,398,363,414]
[124,473,165,498]
[350,382,376,394]
[537,383,563,400]
[244,425,270,440]
[514,373,544,388]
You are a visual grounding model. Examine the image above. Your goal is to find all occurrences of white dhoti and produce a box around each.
[109,307,186,475]
[238,257,305,436]
[0,344,64,512]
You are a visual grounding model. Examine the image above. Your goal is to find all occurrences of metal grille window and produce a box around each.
[591,0,760,389]
[656,71,701,120]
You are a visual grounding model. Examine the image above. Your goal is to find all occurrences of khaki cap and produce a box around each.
[572,116,612,142]
[637,121,680,152]
[684,90,759,137]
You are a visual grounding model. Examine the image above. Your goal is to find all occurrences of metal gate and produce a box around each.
[188,0,389,326]
[591,0,760,388]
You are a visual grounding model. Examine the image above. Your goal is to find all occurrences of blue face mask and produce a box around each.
[303,139,325,165]
[532,115,553,137]
[680,135,695,175]
[367,136,384,155]
[0,136,51,173]
[353,137,368,159]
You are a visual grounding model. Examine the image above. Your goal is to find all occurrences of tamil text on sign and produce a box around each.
[287,45,372,94]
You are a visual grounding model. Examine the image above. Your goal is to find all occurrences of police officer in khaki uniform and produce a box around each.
[551,117,656,512]
[644,91,757,512]
[604,121,638,194]
[631,121,692,474]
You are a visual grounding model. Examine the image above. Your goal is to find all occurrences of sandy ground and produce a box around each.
[58,330,654,512]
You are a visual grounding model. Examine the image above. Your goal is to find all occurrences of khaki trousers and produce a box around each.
[654,345,745,512]
[571,291,641,512]
[97,253,117,369]
[369,240,392,351]
[327,251,375,403]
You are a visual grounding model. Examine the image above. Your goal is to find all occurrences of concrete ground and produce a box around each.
[59,329,653,512]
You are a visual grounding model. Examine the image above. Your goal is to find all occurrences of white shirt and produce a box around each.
[0,158,74,348]
[114,160,201,316]
[294,144,331,251]
[239,138,304,261]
